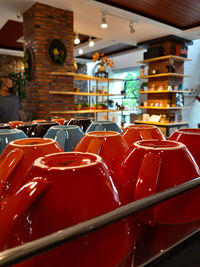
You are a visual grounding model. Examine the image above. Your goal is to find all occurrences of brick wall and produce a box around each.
[23,3,74,120]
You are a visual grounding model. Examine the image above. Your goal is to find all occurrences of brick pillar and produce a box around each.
[23,3,74,120]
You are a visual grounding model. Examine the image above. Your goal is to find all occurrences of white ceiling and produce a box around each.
[0,0,200,58]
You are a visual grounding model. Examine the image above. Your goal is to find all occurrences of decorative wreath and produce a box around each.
[23,48,34,81]
[48,39,66,65]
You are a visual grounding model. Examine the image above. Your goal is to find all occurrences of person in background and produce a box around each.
[0,75,24,122]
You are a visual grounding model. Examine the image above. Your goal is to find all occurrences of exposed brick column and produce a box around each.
[23,3,74,120]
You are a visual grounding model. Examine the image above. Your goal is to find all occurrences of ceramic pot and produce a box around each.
[8,121,24,129]
[0,138,63,200]
[0,129,27,154]
[74,131,128,174]
[44,125,84,151]
[52,118,66,125]
[27,122,59,138]
[0,123,12,129]
[115,140,200,224]
[86,120,122,133]
[97,62,106,73]
[32,120,46,123]
[17,123,32,136]
[169,128,200,168]
[0,152,134,267]
[67,117,93,132]
[122,124,165,148]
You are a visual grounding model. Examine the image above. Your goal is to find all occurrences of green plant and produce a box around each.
[81,102,89,107]
[23,48,33,81]
[9,72,26,98]
[101,103,107,107]
[75,103,81,110]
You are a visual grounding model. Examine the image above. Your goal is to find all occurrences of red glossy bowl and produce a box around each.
[74,131,128,173]
[0,138,63,200]
[8,121,24,129]
[115,140,200,224]
[122,124,165,148]
[52,118,66,125]
[0,152,134,266]
[169,128,200,168]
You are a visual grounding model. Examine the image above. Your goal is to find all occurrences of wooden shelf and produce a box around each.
[49,91,122,96]
[51,72,124,82]
[50,109,121,115]
[138,90,191,94]
[137,106,189,110]
[135,120,189,126]
[137,55,192,64]
[139,73,191,79]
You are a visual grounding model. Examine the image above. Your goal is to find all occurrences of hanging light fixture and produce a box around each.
[129,21,135,34]
[79,49,83,55]
[88,36,95,47]
[74,33,80,45]
[101,12,108,28]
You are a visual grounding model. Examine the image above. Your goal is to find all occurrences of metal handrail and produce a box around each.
[0,177,200,266]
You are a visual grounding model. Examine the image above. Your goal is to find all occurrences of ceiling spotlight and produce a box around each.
[79,49,83,55]
[101,12,108,29]
[129,21,135,34]
[89,36,95,47]
[74,33,80,45]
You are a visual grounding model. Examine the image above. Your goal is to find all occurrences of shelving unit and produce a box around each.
[136,48,191,136]
[49,91,122,97]
[139,73,191,79]
[137,106,189,110]
[50,72,125,121]
[135,120,189,136]
[50,109,119,115]
[138,90,191,93]
[135,120,189,126]
[137,55,192,64]
[51,72,124,82]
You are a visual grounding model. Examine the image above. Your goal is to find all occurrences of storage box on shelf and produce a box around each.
[136,52,192,136]
[50,72,126,120]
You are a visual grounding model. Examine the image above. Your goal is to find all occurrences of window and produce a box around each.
[110,68,140,110]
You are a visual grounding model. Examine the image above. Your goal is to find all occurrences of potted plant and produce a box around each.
[81,102,90,110]
[92,53,114,77]
[96,104,102,110]
[9,72,26,98]
[75,103,81,110]
[101,103,107,110]
[91,104,97,110]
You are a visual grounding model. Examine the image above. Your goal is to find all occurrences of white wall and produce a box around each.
[182,40,200,127]
[111,49,146,70]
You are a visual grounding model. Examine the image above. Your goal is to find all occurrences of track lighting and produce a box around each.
[101,12,108,29]
[88,36,94,47]
[74,33,80,45]
[129,21,135,34]
[79,49,83,55]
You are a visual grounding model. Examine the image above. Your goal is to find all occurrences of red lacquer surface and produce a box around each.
[122,125,165,148]
[74,131,128,173]
[115,140,200,224]
[169,128,200,168]
[0,138,63,199]
[1,152,134,267]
